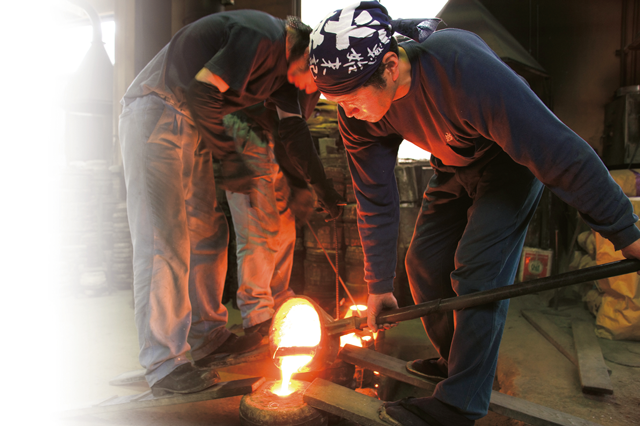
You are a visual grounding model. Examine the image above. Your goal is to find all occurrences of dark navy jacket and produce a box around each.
[339,29,640,294]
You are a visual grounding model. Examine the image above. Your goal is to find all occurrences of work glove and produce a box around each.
[219,154,255,194]
[312,179,347,220]
[287,184,316,222]
[367,292,399,332]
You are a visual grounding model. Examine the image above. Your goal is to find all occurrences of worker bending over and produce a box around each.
[307,2,640,424]
[119,10,342,397]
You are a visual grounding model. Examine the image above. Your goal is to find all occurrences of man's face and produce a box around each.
[288,53,318,94]
[324,83,395,123]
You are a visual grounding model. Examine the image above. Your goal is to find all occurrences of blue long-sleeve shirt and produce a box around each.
[339,29,640,295]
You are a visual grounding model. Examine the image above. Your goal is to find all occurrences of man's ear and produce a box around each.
[285,26,295,61]
[382,51,400,82]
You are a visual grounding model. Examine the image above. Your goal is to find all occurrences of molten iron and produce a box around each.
[270,296,341,379]
[270,298,322,395]
[339,305,372,348]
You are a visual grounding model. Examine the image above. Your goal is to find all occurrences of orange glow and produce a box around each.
[273,355,312,396]
[340,305,368,347]
[271,298,322,396]
[340,332,363,347]
[349,305,367,315]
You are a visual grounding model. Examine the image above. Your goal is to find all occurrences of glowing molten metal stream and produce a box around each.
[272,300,321,396]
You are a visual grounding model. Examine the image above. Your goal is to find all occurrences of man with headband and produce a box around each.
[309,1,640,425]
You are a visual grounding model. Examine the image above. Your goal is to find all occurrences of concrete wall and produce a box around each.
[482,0,622,154]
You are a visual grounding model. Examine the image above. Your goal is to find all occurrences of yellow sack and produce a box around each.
[609,169,640,197]
[594,227,640,340]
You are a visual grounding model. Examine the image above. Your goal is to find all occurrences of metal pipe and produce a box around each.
[326,259,640,336]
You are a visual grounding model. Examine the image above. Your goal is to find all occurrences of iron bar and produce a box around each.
[326,259,640,336]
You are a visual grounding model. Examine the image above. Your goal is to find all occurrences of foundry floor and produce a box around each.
[44,290,640,426]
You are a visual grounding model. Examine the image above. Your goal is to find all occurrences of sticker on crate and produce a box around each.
[519,247,553,282]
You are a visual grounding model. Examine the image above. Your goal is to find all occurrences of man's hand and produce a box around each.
[620,238,640,273]
[313,179,347,219]
[367,292,399,332]
[219,156,254,194]
[288,185,315,222]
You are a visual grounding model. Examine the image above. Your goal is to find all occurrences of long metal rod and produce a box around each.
[326,259,640,336]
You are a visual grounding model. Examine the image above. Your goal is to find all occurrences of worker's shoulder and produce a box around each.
[217,9,285,39]
[408,28,498,67]
[185,9,285,41]
[424,28,489,52]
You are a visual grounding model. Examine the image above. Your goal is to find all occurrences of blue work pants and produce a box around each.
[405,151,544,419]
[223,114,296,328]
[119,95,231,386]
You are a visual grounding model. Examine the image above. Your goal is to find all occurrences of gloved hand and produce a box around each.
[312,179,347,220]
[288,184,315,222]
[367,292,399,332]
[219,156,255,194]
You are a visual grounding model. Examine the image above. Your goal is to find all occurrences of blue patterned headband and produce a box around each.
[309,1,440,96]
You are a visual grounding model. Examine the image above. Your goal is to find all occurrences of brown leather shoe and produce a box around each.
[150,363,220,397]
[194,332,263,368]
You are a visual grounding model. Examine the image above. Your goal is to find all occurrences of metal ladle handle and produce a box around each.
[326,259,640,335]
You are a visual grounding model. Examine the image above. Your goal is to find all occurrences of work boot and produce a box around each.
[244,319,272,337]
[383,396,475,426]
[150,362,220,397]
[194,332,263,368]
[382,398,434,426]
[406,357,448,382]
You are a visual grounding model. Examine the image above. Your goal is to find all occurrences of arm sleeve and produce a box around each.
[204,25,262,94]
[185,79,236,161]
[187,26,273,161]
[276,115,328,187]
[339,109,403,294]
[450,32,640,250]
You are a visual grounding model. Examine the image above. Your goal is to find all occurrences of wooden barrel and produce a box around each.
[342,204,360,247]
[343,222,361,247]
[304,222,343,250]
[303,248,344,303]
[398,203,421,249]
[342,204,357,223]
[345,181,357,204]
[345,246,367,304]
[320,153,348,171]
[290,248,306,295]
[324,166,345,198]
